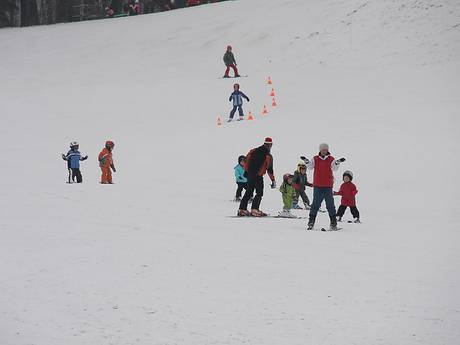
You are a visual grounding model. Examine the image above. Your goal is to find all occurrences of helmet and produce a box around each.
[227,45,232,50]
[297,161,306,168]
[105,140,114,149]
[238,155,246,164]
[343,170,353,181]
[70,141,79,148]
[283,173,293,182]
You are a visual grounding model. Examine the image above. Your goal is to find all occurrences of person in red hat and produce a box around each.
[223,45,240,78]
[238,137,276,217]
[98,140,116,184]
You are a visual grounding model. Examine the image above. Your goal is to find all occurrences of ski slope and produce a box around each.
[0,0,460,344]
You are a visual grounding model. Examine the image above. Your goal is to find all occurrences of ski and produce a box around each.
[306,227,343,231]
[218,75,248,79]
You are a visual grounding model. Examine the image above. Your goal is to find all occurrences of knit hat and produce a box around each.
[264,137,273,145]
[238,155,246,164]
[343,170,353,181]
[319,143,329,151]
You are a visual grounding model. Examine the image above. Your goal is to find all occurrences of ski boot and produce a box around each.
[237,209,250,217]
[251,209,267,217]
[235,74,241,77]
[330,221,338,231]
[353,218,361,223]
[237,116,244,121]
[223,75,230,78]
[227,118,233,122]
[307,222,314,230]
[337,216,342,222]
[292,203,303,210]
[278,210,296,218]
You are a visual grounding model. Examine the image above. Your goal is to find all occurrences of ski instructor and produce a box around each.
[238,137,276,217]
[301,143,345,230]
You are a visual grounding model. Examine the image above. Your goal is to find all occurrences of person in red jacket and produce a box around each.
[301,143,345,230]
[238,137,276,217]
[334,170,360,223]
[98,140,116,184]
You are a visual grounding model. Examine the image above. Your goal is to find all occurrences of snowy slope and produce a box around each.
[0,0,460,344]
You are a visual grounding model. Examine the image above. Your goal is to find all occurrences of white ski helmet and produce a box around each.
[70,141,79,148]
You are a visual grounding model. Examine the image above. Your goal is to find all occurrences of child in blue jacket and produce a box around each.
[234,155,247,201]
[228,83,250,122]
[62,141,88,183]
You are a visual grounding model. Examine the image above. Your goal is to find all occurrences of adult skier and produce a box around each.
[301,143,345,230]
[98,140,116,184]
[62,141,88,183]
[223,45,240,78]
[238,137,276,217]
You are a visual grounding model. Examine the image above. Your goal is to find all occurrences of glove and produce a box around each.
[243,171,248,178]
[62,153,66,160]
[300,156,309,164]
[246,98,250,102]
[335,158,346,165]
[271,180,276,189]
[82,155,88,160]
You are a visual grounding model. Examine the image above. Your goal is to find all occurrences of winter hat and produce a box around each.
[105,140,115,149]
[238,155,246,164]
[283,173,293,182]
[343,170,353,181]
[264,137,273,145]
[319,143,329,151]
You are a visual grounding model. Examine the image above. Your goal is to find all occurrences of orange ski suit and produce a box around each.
[98,148,114,183]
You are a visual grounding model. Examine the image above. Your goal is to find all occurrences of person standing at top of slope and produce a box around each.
[62,141,88,183]
[98,140,116,184]
[238,138,276,217]
[223,45,240,78]
[301,143,345,230]
[228,83,250,122]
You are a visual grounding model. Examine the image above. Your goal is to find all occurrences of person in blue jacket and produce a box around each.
[234,155,248,201]
[62,141,88,183]
[228,83,250,122]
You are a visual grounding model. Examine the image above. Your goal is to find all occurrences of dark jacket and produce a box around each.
[244,145,275,181]
[223,51,236,66]
[292,171,313,191]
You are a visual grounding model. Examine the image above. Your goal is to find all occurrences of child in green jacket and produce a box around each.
[278,174,297,218]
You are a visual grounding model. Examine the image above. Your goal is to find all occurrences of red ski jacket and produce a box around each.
[313,155,335,187]
[334,181,358,206]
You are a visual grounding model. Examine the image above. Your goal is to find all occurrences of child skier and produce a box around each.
[334,170,360,223]
[292,161,313,209]
[98,140,116,184]
[234,155,247,201]
[228,83,250,122]
[223,45,240,78]
[62,141,88,183]
[278,173,297,218]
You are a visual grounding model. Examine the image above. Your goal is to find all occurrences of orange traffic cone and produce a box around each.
[267,76,273,85]
[262,105,268,115]
[217,116,222,126]
[272,98,277,107]
[247,111,254,120]
[270,88,276,97]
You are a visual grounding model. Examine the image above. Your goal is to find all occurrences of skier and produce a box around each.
[228,83,250,122]
[223,45,240,78]
[292,161,313,209]
[234,155,247,201]
[98,140,116,184]
[238,137,276,217]
[62,141,88,183]
[301,143,345,230]
[278,173,296,218]
[334,170,360,223]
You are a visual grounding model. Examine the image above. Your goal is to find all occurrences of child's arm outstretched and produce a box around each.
[241,92,250,102]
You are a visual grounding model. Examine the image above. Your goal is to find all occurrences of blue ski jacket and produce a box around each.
[234,164,247,183]
[63,149,87,169]
[229,91,249,107]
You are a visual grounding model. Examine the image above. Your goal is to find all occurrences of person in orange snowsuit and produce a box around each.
[98,140,116,184]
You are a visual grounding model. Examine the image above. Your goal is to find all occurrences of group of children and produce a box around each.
[233,154,361,223]
[62,141,116,184]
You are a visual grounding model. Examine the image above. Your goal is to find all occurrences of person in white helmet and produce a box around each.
[301,143,345,230]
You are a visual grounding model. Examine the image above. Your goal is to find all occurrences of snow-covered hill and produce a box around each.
[1,0,459,344]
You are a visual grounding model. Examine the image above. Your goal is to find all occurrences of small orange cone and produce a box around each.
[247,111,254,120]
[262,105,268,115]
[272,98,277,107]
[270,88,276,97]
[267,76,273,85]
[217,116,222,126]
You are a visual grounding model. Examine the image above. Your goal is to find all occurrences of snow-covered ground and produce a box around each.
[1,0,460,344]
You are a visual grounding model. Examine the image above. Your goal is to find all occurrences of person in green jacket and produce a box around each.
[223,45,240,78]
[278,173,297,218]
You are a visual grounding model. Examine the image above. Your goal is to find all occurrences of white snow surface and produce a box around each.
[1,0,460,344]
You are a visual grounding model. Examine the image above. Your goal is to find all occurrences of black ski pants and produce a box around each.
[294,189,310,206]
[337,205,360,219]
[235,182,247,198]
[239,176,264,210]
[71,168,83,183]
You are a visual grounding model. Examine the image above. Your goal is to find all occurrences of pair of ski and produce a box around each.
[218,75,249,79]
[228,215,307,219]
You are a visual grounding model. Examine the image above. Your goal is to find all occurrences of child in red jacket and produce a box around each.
[334,170,360,223]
